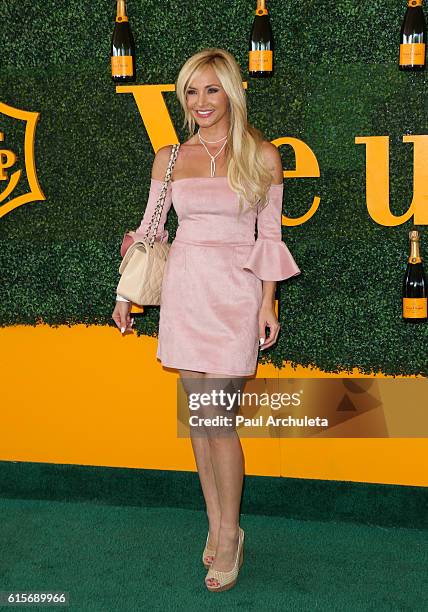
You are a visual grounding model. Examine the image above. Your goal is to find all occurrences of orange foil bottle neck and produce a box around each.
[116,0,129,22]
[409,238,423,264]
[256,0,268,16]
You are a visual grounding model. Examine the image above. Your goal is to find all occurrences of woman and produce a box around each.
[112,48,301,592]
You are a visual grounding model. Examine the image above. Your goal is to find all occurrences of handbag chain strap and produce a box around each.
[144,143,181,248]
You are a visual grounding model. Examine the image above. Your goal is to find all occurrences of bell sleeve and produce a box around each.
[242,182,301,281]
[120,178,173,257]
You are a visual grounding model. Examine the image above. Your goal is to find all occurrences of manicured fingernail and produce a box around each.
[121,327,125,333]
[131,318,134,326]
[259,337,264,346]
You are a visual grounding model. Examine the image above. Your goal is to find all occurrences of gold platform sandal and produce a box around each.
[202,532,216,569]
[204,527,244,592]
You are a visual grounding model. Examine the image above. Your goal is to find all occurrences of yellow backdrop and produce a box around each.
[1,324,426,487]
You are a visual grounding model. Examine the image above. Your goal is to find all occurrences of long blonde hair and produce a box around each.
[175,48,273,214]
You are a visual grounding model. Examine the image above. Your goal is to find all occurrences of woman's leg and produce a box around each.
[201,373,250,585]
[178,369,222,557]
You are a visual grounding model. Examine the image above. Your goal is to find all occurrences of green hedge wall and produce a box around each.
[0,0,427,375]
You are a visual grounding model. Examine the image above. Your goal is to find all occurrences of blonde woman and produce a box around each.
[112,48,301,592]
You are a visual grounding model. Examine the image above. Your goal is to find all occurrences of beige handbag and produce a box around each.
[116,143,180,306]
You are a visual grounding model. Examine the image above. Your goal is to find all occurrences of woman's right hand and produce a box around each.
[121,231,137,258]
[112,300,133,334]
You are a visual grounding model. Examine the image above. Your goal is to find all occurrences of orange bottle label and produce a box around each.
[408,0,423,6]
[249,50,273,71]
[399,43,426,65]
[116,15,129,22]
[111,55,133,77]
[403,297,428,318]
[130,303,144,314]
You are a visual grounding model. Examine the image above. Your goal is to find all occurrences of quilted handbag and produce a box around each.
[116,143,180,305]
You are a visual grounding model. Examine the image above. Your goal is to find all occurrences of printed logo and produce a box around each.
[0,101,45,218]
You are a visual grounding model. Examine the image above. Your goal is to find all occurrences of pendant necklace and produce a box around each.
[198,129,228,177]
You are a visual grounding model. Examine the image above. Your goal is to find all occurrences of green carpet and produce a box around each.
[1,461,427,530]
[0,498,427,611]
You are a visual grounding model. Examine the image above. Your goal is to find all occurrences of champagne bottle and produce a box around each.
[274,286,279,320]
[249,0,274,78]
[402,229,427,323]
[111,0,136,83]
[399,0,426,71]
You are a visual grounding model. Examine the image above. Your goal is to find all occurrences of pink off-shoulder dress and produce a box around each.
[122,175,301,376]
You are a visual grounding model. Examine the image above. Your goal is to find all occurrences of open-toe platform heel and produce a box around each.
[202,531,216,569]
[205,527,244,592]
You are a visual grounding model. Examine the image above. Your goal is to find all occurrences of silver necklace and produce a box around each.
[198,130,228,177]
[198,129,228,144]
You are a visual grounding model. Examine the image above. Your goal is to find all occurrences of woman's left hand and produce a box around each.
[258,303,281,350]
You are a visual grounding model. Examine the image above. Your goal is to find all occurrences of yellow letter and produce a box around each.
[272,137,320,227]
[355,135,428,226]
